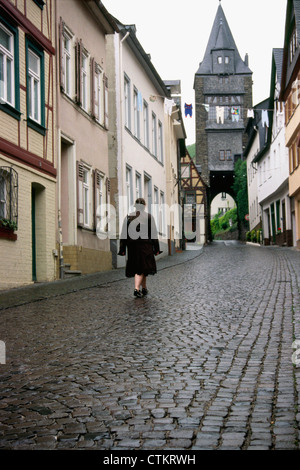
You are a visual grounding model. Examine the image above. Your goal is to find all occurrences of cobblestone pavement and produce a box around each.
[0,242,299,450]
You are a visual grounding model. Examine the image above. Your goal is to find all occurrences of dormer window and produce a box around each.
[225,56,229,64]
[218,56,223,64]
[289,26,298,64]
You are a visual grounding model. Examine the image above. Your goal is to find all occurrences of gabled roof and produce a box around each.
[196,4,252,75]
[273,48,284,87]
[244,98,270,160]
[110,16,170,99]
[280,0,300,99]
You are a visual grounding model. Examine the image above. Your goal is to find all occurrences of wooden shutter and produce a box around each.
[90,58,96,118]
[59,17,65,92]
[75,39,83,105]
[77,161,84,227]
[104,74,108,128]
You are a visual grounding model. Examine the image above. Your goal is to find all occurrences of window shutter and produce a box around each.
[75,39,83,105]
[77,161,84,227]
[106,177,110,195]
[104,74,108,128]
[59,17,65,92]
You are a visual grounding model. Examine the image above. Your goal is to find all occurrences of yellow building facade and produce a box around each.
[0,0,57,287]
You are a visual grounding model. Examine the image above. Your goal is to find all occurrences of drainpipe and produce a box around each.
[55,1,64,279]
[117,31,130,231]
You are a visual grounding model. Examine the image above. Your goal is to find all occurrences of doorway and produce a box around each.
[31,183,46,282]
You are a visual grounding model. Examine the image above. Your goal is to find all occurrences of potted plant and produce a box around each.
[0,218,18,240]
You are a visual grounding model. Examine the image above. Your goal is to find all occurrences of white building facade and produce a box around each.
[107,22,175,267]
[253,50,292,246]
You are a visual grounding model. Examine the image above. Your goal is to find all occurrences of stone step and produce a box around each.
[63,269,82,278]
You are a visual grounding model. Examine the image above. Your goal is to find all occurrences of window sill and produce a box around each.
[33,0,45,9]
[27,118,46,136]
[0,102,21,121]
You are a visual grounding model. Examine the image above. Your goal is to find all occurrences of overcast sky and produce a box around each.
[102,0,286,144]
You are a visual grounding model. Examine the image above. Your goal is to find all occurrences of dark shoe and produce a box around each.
[134,289,143,298]
[142,288,148,296]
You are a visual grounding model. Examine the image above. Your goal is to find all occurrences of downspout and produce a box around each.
[55,1,64,279]
[118,31,130,226]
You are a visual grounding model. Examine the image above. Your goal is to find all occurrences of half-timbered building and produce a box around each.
[0,0,56,288]
[180,151,207,245]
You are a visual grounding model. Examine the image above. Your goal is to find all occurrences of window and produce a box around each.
[0,22,14,106]
[75,40,90,112]
[0,166,18,229]
[0,20,20,118]
[158,121,163,163]
[289,138,300,174]
[82,167,90,226]
[225,56,229,64]
[28,49,41,122]
[226,150,232,161]
[181,164,190,178]
[95,170,105,232]
[143,100,149,148]
[218,56,222,64]
[124,74,131,129]
[289,26,298,64]
[81,51,88,111]
[135,172,141,200]
[63,31,72,96]
[160,191,166,236]
[153,186,159,228]
[26,39,45,133]
[94,63,102,122]
[152,112,157,157]
[59,19,75,98]
[133,88,140,139]
[77,162,91,227]
[126,166,133,213]
[219,150,225,161]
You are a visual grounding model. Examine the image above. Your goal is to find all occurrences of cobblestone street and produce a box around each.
[0,242,300,451]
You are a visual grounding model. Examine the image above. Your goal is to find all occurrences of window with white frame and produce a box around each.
[133,88,140,139]
[290,26,298,64]
[28,49,41,123]
[160,191,166,236]
[0,22,15,106]
[95,170,105,232]
[59,19,75,98]
[81,51,89,112]
[152,112,157,157]
[154,186,159,228]
[158,121,163,163]
[94,64,103,124]
[82,166,90,226]
[124,74,131,129]
[26,39,45,132]
[77,162,92,228]
[63,31,72,96]
[143,100,149,149]
[126,166,133,213]
[135,172,141,200]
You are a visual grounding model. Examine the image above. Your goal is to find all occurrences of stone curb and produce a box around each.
[0,245,204,310]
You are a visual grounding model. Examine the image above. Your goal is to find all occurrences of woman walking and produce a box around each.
[118,198,162,297]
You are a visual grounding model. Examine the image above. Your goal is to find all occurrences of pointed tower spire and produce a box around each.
[196,3,251,75]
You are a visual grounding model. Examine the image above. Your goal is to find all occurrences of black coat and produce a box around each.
[118,211,162,277]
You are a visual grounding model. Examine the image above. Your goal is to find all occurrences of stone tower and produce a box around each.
[194,2,253,210]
